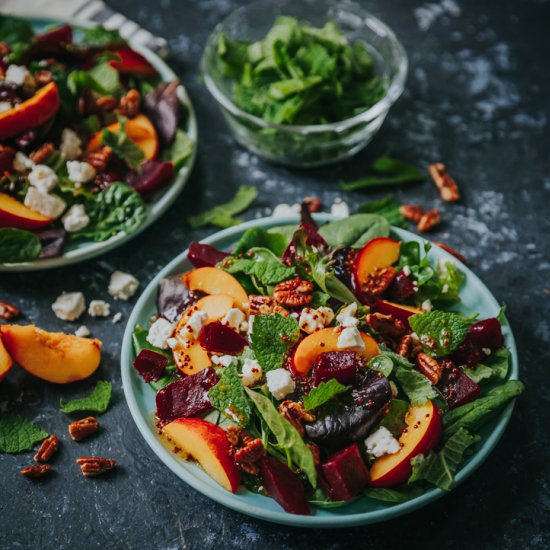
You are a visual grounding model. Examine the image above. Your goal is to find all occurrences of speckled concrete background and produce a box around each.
[1,0,549,548]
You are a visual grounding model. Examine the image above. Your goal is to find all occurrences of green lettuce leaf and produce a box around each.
[0,228,41,263]
[161,129,194,169]
[465,347,510,383]
[0,413,48,453]
[232,227,289,256]
[395,368,438,406]
[380,398,409,438]
[319,213,390,248]
[60,381,112,414]
[303,379,349,410]
[358,195,407,228]
[365,485,425,503]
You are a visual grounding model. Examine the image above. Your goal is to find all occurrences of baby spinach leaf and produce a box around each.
[0,228,41,263]
[395,368,438,406]
[233,227,289,256]
[319,214,390,248]
[303,379,349,410]
[307,252,359,305]
[365,485,425,503]
[161,129,194,169]
[380,399,409,438]
[209,365,252,426]
[358,195,407,228]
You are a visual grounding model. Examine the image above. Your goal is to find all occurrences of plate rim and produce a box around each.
[0,15,198,272]
[120,214,519,527]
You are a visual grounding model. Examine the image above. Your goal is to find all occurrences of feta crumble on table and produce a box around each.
[75,325,90,338]
[272,203,301,218]
[337,326,365,349]
[241,358,263,387]
[66,160,96,184]
[180,310,208,342]
[62,204,90,233]
[212,355,238,368]
[299,306,335,334]
[112,312,123,324]
[28,164,57,193]
[330,199,350,218]
[108,271,139,300]
[52,292,86,321]
[146,318,175,350]
[24,187,66,219]
[88,300,111,318]
[266,368,296,400]
[59,128,82,160]
[13,151,34,172]
[220,308,246,332]
[365,426,401,458]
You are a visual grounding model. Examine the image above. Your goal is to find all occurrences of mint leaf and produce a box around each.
[409,311,472,357]
[209,365,252,426]
[465,347,510,383]
[232,227,289,256]
[162,129,194,170]
[303,379,349,410]
[365,485,425,503]
[245,388,317,488]
[369,349,413,378]
[249,314,300,372]
[101,117,145,170]
[409,428,479,490]
[0,228,41,263]
[443,380,524,438]
[188,185,258,229]
[358,195,407,228]
[319,214,390,248]
[395,368,437,406]
[380,398,409,438]
[60,381,112,414]
[0,413,48,453]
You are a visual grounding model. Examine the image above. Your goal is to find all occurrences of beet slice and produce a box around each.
[125,159,174,195]
[198,322,247,355]
[188,242,230,268]
[133,349,168,383]
[313,351,358,387]
[387,271,416,302]
[35,24,73,45]
[156,368,219,421]
[260,456,311,515]
[437,364,480,409]
[319,443,370,501]
[467,318,504,351]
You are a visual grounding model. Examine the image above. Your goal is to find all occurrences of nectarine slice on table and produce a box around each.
[369,400,442,487]
[0,325,101,384]
[182,268,248,310]
[162,418,241,493]
[292,328,379,376]
[0,335,13,382]
[0,192,52,230]
[354,237,401,291]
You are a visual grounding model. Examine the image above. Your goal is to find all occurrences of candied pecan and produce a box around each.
[429,163,460,202]
[20,464,51,479]
[399,204,424,223]
[95,96,118,113]
[0,300,20,320]
[278,400,316,437]
[34,434,59,463]
[416,353,442,384]
[69,417,99,442]
[0,41,10,57]
[274,278,314,308]
[226,425,243,447]
[29,142,55,164]
[248,295,289,317]
[34,70,53,86]
[303,196,322,213]
[87,146,112,172]
[118,89,141,118]
[396,334,412,357]
[360,266,397,301]
[228,426,265,475]
[234,438,265,464]
[367,312,408,338]
[417,209,441,233]
[307,443,321,466]
[76,457,116,477]
[433,241,467,264]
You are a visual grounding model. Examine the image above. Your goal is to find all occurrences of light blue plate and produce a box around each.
[0,17,198,272]
[121,215,519,527]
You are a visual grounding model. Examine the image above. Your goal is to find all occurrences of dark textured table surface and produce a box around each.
[1,0,549,548]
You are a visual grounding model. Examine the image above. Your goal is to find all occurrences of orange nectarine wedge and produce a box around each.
[172,341,212,376]
[0,192,52,230]
[354,237,401,291]
[0,324,101,384]
[373,300,423,327]
[292,327,379,376]
[175,294,235,334]
[182,268,248,310]
[0,335,13,382]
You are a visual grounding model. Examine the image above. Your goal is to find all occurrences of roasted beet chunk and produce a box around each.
[156,368,219,421]
[387,271,416,302]
[305,369,391,448]
[188,242,230,268]
[313,351,358,387]
[437,363,480,409]
[133,349,168,382]
[125,159,174,195]
[157,275,200,323]
[198,322,247,355]
[467,318,504,351]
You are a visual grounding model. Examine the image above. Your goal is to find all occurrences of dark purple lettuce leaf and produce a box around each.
[143,80,180,146]
[34,228,66,258]
[157,275,196,323]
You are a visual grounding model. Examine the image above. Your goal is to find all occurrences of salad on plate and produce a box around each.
[0,16,194,264]
[131,206,523,515]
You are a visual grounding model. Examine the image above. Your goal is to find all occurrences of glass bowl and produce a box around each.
[201,0,408,168]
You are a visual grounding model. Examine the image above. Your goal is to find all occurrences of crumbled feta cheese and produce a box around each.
[442,284,449,294]
[330,199,350,218]
[247,315,255,336]
[221,308,246,331]
[211,354,237,367]
[240,321,249,332]
[24,188,66,219]
[166,337,178,349]
[88,300,110,317]
[0,101,11,113]
[272,203,301,218]
[290,312,299,320]
[66,160,96,184]
[336,302,359,327]
[402,265,411,276]
[75,325,90,338]
[112,312,122,324]
[241,358,263,387]
[146,318,175,349]
[52,292,86,321]
[421,299,433,312]
[180,310,208,342]
[266,368,296,400]
[108,271,139,300]
[482,347,492,356]
[28,164,57,193]
[5,65,30,86]
[59,128,82,160]
[299,306,335,334]
[62,204,90,233]
[13,151,34,172]
[337,326,365,349]
[365,426,401,458]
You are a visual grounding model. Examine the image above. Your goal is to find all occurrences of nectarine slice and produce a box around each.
[0,335,13,382]
[292,328,379,376]
[373,300,423,327]
[172,340,212,376]
[162,418,241,493]
[175,294,235,334]
[0,324,101,384]
[182,268,248,310]
[0,192,52,230]
[369,400,442,487]
[354,237,401,290]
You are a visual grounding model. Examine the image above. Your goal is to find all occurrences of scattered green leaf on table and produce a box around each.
[0,228,41,263]
[303,379,349,410]
[0,413,48,453]
[209,365,252,426]
[60,381,112,414]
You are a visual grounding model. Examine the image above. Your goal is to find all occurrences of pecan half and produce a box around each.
[429,163,460,202]
[367,312,408,338]
[34,434,59,462]
[278,400,316,437]
[248,295,289,317]
[360,266,397,301]
[417,209,441,233]
[118,89,141,118]
[396,334,412,357]
[87,145,112,172]
[29,142,54,164]
[20,464,51,479]
[273,278,314,308]
[399,204,424,223]
[227,426,265,475]
[95,96,118,113]
[0,41,10,57]
[433,241,467,264]
[0,300,20,320]
[76,457,116,477]
[34,70,53,86]
[69,417,99,441]
[416,353,442,384]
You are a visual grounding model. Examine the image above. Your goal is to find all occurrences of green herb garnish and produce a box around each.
[0,413,48,453]
[101,117,145,170]
[303,379,349,410]
[209,365,252,426]
[60,381,113,414]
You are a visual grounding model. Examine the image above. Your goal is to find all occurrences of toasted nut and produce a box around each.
[248,295,289,317]
[273,278,314,308]
[278,400,316,437]
[433,241,467,264]
[367,312,408,338]
[399,204,424,223]
[118,89,141,118]
[0,300,20,320]
[69,417,99,442]
[34,70,53,86]
[20,464,51,479]
[76,457,116,477]
[34,434,59,463]
[396,335,412,357]
[95,96,118,113]
[233,438,265,464]
[86,146,112,172]
[29,142,55,164]
[360,266,397,301]
[429,163,460,202]
[227,425,265,475]
[416,352,442,384]
[417,209,441,233]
